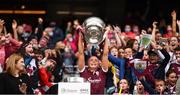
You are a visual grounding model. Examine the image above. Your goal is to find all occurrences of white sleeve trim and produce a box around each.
[157,50,165,60]
[102,67,108,72]
[78,66,85,73]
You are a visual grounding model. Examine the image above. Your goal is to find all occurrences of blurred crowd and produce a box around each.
[0,10,180,95]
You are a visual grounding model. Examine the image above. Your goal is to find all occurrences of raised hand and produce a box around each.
[76,25,84,33]
[105,25,111,32]
[77,31,85,71]
[141,29,147,35]
[38,17,43,24]
[151,41,162,50]
[139,45,145,52]
[113,25,121,33]
[19,83,27,94]
[171,10,176,19]
[51,49,57,57]
[78,32,84,50]
[155,44,163,50]
[152,21,158,29]
[5,33,12,39]
[67,21,72,27]
[12,19,17,29]
[45,49,51,58]
[171,10,177,36]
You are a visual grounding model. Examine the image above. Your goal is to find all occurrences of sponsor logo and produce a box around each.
[80,88,89,94]
[88,77,101,83]
[60,88,78,93]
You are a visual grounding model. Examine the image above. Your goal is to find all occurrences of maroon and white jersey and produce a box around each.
[79,67,107,94]
[170,63,180,77]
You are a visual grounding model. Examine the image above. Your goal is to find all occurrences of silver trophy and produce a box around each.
[83,17,106,46]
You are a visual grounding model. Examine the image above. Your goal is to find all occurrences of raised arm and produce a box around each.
[0,19,4,34]
[101,38,109,71]
[12,20,18,40]
[171,10,177,36]
[117,31,126,47]
[139,77,157,94]
[113,26,122,47]
[177,20,180,34]
[77,32,85,71]
[151,41,170,80]
[151,41,170,63]
[152,21,157,42]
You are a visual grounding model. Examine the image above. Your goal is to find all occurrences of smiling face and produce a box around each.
[167,72,177,86]
[88,56,99,70]
[124,48,133,59]
[170,37,178,47]
[6,54,25,76]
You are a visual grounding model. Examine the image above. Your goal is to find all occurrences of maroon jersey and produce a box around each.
[170,63,180,77]
[80,67,107,94]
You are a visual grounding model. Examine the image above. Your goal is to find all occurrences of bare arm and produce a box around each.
[152,21,157,42]
[77,31,85,71]
[177,20,180,35]
[101,37,109,71]
[115,26,126,47]
[12,20,18,40]
[113,26,122,47]
[171,11,177,36]
[0,19,4,33]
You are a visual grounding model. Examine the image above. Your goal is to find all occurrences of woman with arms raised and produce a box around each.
[77,31,109,94]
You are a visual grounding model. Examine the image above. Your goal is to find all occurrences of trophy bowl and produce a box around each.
[83,17,105,45]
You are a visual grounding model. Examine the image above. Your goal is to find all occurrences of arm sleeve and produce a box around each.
[108,54,125,80]
[108,54,123,66]
[9,38,22,48]
[157,50,165,60]
[140,78,157,94]
[154,49,170,80]
[5,39,21,58]
[159,49,170,68]
[39,68,53,87]
[120,59,125,80]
